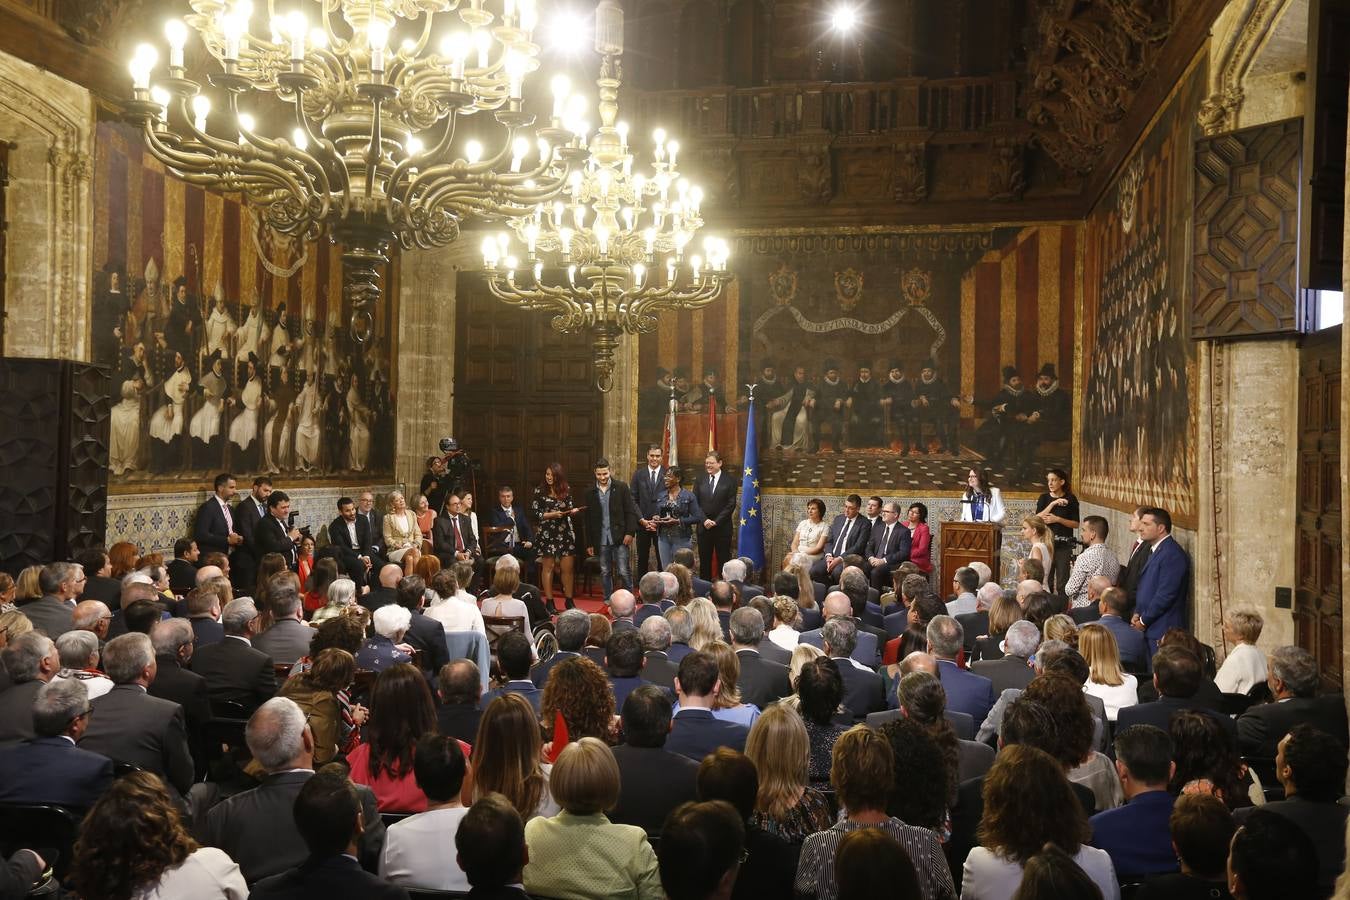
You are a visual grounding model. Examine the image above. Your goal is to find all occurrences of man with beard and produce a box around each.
[910,360,960,454]
[847,364,883,448]
[1017,363,1070,478]
[878,361,914,452]
[815,360,848,451]
[768,365,815,451]
[976,366,1030,467]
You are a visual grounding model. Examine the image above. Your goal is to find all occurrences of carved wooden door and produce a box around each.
[452,274,602,512]
[1294,325,1342,691]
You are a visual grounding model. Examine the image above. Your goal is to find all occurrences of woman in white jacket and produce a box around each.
[959,467,1006,524]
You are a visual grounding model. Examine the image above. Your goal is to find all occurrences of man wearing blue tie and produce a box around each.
[810,494,872,586]
[485,486,536,575]
[1131,507,1190,657]
[630,445,668,577]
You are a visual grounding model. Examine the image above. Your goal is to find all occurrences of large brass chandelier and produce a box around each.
[124,0,588,341]
[479,0,732,391]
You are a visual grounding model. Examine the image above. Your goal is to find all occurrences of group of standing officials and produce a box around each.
[630,445,739,582]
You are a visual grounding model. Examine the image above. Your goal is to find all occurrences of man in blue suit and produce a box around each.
[799,592,879,667]
[1089,724,1177,881]
[865,501,912,591]
[810,495,872,586]
[0,679,113,810]
[1098,586,1148,672]
[927,615,994,730]
[1132,508,1190,656]
[481,632,541,714]
[665,651,750,762]
[483,485,537,575]
[194,472,244,559]
[630,445,668,577]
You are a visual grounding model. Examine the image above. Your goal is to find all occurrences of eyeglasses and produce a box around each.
[738,848,750,865]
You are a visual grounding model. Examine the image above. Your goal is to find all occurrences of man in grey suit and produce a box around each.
[251,580,314,666]
[79,632,194,797]
[21,562,85,639]
[189,597,277,713]
[728,608,791,709]
[799,592,879,667]
[197,697,384,883]
[971,620,1039,696]
[0,633,61,744]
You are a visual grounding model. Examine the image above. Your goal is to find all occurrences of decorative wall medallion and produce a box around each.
[833,268,864,312]
[901,267,933,306]
[1117,155,1145,234]
[768,262,798,306]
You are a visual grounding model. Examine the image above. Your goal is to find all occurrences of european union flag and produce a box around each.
[736,396,765,574]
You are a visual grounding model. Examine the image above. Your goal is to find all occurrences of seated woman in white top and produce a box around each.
[382,491,424,565]
[959,468,1006,524]
[380,734,472,891]
[1214,608,1267,695]
[72,770,247,900]
[961,744,1120,900]
[1078,623,1139,722]
[785,498,830,569]
[424,568,485,635]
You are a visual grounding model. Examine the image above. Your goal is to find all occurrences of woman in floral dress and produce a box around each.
[531,462,579,612]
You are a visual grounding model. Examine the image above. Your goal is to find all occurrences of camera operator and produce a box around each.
[420,455,451,515]
[438,437,478,498]
[255,490,302,570]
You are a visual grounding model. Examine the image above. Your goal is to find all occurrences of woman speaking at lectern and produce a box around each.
[959,468,1006,524]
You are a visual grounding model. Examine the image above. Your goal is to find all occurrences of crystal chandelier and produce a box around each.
[124,0,589,341]
[479,0,731,391]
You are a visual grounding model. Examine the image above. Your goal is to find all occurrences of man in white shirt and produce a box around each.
[1063,515,1121,607]
[381,735,471,891]
[947,567,979,616]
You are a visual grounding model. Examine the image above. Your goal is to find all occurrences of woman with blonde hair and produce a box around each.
[14,566,42,603]
[705,640,761,727]
[1042,613,1078,648]
[686,597,721,651]
[1215,608,1267,694]
[745,703,834,843]
[0,609,33,649]
[779,643,825,712]
[383,491,422,566]
[769,596,801,651]
[481,562,533,638]
[1019,515,1052,575]
[473,692,560,821]
[1078,623,1138,722]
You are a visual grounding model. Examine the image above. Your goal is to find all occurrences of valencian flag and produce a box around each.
[736,395,765,573]
[706,386,718,451]
[662,386,679,467]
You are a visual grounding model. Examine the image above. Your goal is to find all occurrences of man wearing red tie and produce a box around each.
[433,493,479,563]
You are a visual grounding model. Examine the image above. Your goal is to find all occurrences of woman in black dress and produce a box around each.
[1035,467,1080,596]
[531,462,579,611]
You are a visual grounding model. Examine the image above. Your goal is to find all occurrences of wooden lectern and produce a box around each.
[940,522,1001,590]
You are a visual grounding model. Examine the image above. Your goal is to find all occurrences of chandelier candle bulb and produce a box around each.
[474,29,491,68]
[192,95,210,131]
[559,227,573,255]
[292,127,308,151]
[130,44,156,91]
[286,11,307,60]
[164,19,187,68]
[616,121,629,149]
[368,21,389,72]
[150,87,170,122]
[524,222,539,252]
[466,140,483,164]
[668,140,679,167]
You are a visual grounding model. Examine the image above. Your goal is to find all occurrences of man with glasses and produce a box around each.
[0,678,113,810]
[21,562,85,639]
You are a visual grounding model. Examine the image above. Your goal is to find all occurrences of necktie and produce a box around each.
[834,518,851,555]
[505,509,516,546]
[222,500,233,533]
[711,474,718,494]
[256,500,264,517]
[454,518,465,552]
[883,524,892,549]
[651,468,658,489]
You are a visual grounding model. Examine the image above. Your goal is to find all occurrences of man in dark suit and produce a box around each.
[630,444,669,577]
[432,494,479,564]
[1119,505,1150,606]
[529,608,589,688]
[670,547,713,596]
[435,660,484,744]
[0,678,113,809]
[79,633,194,797]
[483,485,537,574]
[0,632,61,744]
[1131,507,1189,656]
[454,795,532,900]
[246,768,398,899]
[1117,645,1236,742]
[198,698,384,882]
[231,476,273,592]
[253,581,316,665]
[354,490,386,563]
[75,547,123,610]
[328,496,375,585]
[821,617,886,720]
[186,585,226,647]
[359,564,403,613]
[928,615,994,729]
[1098,586,1148,672]
[1237,645,1349,757]
[1070,575,1112,625]
[692,451,737,582]
[166,538,200,595]
[148,619,212,750]
[864,501,912,591]
[666,652,751,761]
[254,491,301,571]
[582,458,639,601]
[189,597,277,713]
[482,632,542,714]
[1089,724,1178,881]
[638,616,680,691]
[611,685,700,836]
[799,592,879,667]
[194,473,244,561]
[722,558,764,604]
[728,608,791,708]
[971,620,1039,695]
[22,562,84,640]
[810,494,872,585]
[391,574,449,675]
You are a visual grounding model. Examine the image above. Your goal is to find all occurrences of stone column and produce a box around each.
[602,331,639,472]
[394,240,479,490]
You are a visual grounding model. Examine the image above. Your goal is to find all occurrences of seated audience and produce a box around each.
[878,716,952,833]
[770,596,803,651]
[695,748,797,899]
[455,793,531,900]
[425,569,485,635]
[0,632,59,743]
[961,744,1119,900]
[189,597,277,712]
[1008,843,1105,900]
[0,678,113,809]
[820,615,885,718]
[1225,809,1318,900]
[73,771,246,900]
[52,628,114,700]
[585,613,614,666]
[948,566,979,616]
[666,651,751,760]
[703,639,761,726]
[310,576,358,625]
[473,692,560,820]
[605,629,654,711]
[302,557,340,616]
[638,615,680,691]
[1169,710,1255,810]
[1236,645,1347,758]
[1117,645,1235,741]
[198,697,384,882]
[687,597,723,652]
[481,560,534,639]
[348,663,442,812]
[250,766,406,900]
[186,585,226,646]
[278,647,359,765]
[611,684,700,835]
[530,608,589,688]
[1042,614,1078,647]
[522,737,662,899]
[730,606,792,706]
[395,573,451,675]
[1134,793,1235,900]
[436,659,484,744]
[795,725,954,900]
[659,800,747,900]
[1089,725,1178,880]
[1079,623,1140,721]
[797,657,851,781]
[1234,724,1348,894]
[380,734,471,891]
[541,655,616,745]
[1214,609,1266,695]
[356,604,414,673]
[971,589,1020,662]
[484,631,543,713]
[746,703,835,843]
[928,615,994,727]
[970,619,1038,696]
[836,830,922,900]
[895,671,990,785]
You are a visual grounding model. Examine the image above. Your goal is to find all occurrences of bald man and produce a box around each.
[360,563,404,613]
[72,600,112,643]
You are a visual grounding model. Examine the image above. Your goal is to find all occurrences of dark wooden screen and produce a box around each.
[1303,0,1350,291]
[1294,325,1342,691]
[452,274,603,503]
[1192,118,1306,339]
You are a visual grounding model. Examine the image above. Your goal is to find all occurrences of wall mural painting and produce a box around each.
[1079,53,1206,528]
[91,121,397,492]
[636,226,1080,492]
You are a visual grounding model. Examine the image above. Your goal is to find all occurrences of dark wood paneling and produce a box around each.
[453,274,603,500]
[1294,325,1342,691]
[1192,118,1306,339]
[1304,0,1350,291]
[0,140,9,354]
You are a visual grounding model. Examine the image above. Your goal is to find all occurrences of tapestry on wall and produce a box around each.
[90,121,398,492]
[1078,53,1206,528]
[636,225,1080,493]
